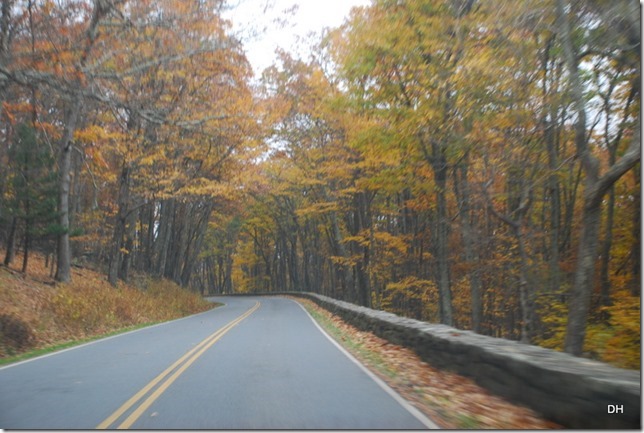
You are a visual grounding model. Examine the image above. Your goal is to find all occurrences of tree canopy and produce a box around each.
[0,0,639,368]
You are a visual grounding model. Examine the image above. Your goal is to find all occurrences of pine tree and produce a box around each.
[5,123,59,273]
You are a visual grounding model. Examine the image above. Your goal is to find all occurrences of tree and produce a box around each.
[4,123,58,272]
[556,0,640,356]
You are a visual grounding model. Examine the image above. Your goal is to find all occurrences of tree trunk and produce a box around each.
[351,191,372,307]
[564,199,601,353]
[21,213,30,274]
[108,165,130,286]
[454,160,483,333]
[119,203,137,282]
[630,164,640,296]
[545,119,562,294]
[55,96,80,283]
[4,216,16,266]
[154,200,173,277]
[599,185,615,309]
[170,204,188,283]
[558,0,641,355]
[431,143,453,326]
[181,203,213,286]
[55,0,108,283]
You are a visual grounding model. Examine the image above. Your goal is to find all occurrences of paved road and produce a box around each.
[0,296,436,429]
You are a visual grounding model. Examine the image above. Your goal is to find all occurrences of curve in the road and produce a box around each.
[0,296,438,429]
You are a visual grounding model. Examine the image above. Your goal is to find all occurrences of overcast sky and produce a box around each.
[224,0,370,77]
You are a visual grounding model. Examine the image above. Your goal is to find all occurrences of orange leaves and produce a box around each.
[1,102,20,125]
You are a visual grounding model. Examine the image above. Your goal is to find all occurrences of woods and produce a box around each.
[0,0,640,368]
[1,0,255,286]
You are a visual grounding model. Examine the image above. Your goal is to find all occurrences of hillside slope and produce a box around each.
[0,252,213,360]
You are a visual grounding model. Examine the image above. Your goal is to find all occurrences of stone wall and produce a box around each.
[237,292,641,429]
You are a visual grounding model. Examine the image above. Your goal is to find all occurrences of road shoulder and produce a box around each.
[289,296,560,429]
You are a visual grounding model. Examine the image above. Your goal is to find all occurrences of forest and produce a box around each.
[0,0,640,368]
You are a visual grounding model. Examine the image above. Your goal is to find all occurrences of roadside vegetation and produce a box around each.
[0,0,639,370]
[0,251,214,362]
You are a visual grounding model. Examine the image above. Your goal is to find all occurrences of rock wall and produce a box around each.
[237,292,640,429]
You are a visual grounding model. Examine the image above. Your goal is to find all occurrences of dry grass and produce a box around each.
[0,251,213,359]
[294,297,561,429]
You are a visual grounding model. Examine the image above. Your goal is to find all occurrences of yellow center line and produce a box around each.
[96,301,260,430]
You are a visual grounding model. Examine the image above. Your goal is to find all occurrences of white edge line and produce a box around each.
[289,298,440,430]
[0,300,226,372]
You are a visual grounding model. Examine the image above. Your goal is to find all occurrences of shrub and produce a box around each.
[0,314,34,356]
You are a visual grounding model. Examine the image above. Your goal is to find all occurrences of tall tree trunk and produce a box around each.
[629,165,640,297]
[328,209,353,300]
[454,160,483,333]
[544,119,562,294]
[141,202,156,273]
[21,209,30,274]
[108,165,130,286]
[565,197,601,351]
[55,1,108,283]
[4,216,16,266]
[514,226,535,343]
[431,143,453,326]
[485,192,535,343]
[170,204,188,283]
[119,203,137,282]
[288,234,299,291]
[557,0,641,355]
[154,199,173,277]
[351,191,372,307]
[181,203,213,286]
[599,184,615,309]
[55,95,80,283]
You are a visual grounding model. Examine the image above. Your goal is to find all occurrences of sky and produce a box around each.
[223,0,370,77]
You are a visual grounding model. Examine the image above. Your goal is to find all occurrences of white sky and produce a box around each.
[224,0,370,77]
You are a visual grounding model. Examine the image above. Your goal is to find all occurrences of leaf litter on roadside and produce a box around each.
[292,297,561,429]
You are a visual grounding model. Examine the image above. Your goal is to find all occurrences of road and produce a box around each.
[0,296,436,429]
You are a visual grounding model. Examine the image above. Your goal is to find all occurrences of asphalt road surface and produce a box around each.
[0,296,436,429]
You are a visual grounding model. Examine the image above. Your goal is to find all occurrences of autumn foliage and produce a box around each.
[0,0,639,369]
[0,251,211,358]
[234,0,640,368]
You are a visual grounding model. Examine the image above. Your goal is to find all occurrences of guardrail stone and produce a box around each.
[228,291,640,428]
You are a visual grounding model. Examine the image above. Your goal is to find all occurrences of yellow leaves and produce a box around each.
[381,277,438,321]
[343,234,370,247]
[373,231,408,255]
[75,126,123,171]
[583,290,641,370]
[296,202,339,218]
[175,177,239,202]
[330,255,360,267]
[74,125,120,144]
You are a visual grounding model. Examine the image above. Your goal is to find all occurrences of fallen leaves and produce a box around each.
[0,250,212,359]
[293,297,560,429]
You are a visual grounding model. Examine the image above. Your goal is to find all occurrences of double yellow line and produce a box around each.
[97,301,261,429]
